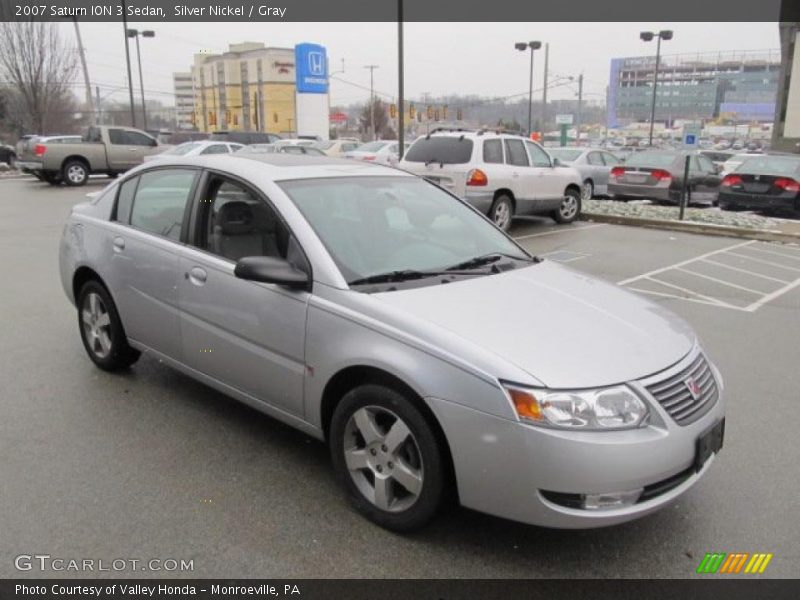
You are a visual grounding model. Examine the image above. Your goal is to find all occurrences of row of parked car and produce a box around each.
[13,125,800,225]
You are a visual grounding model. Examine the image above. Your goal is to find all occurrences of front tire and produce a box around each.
[77,280,140,371]
[489,194,514,231]
[329,384,446,532]
[552,188,581,224]
[63,160,89,186]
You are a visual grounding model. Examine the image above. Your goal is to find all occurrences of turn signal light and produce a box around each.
[466,168,488,186]
[33,144,47,157]
[651,169,672,181]
[362,155,376,161]
[721,175,743,187]
[774,178,799,193]
[507,387,544,422]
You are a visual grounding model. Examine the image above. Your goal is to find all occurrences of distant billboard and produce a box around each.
[785,31,800,138]
[295,43,328,94]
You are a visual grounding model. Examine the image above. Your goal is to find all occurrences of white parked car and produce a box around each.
[313,139,361,157]
[344,141,410,166]
[398,130,583,230]
[143,141,244,162]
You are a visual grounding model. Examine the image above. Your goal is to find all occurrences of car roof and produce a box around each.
[128,153,412,182]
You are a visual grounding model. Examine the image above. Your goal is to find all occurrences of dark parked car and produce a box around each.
[718,155,800,216]
[0,143,16,167]
[210,131,282,145]
[608,150,722,206]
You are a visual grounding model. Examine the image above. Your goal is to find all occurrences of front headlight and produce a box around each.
[504,384,649,430]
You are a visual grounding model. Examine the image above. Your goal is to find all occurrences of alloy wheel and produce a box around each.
[67,165,86,184]
[81,292,112,359]
[581,181,593,201]
[560,195,579,220]
[493,202,511,229]
[343,406,424,513]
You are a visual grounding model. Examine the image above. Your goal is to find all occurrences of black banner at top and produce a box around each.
[0,0,798,22]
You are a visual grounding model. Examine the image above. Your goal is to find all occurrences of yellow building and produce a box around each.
[191,42,298,135]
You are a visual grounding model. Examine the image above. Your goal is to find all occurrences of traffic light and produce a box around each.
[225,110,231,124]
[434,109,440,121]
[233,114,239,126]
[409,103,416,119]
[426,105,433,119]
[442,105,448,119]
[390,104,397,119]
[208,111,216,126]
[456,108,463,121]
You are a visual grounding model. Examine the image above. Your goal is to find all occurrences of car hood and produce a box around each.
[373,261,695,388]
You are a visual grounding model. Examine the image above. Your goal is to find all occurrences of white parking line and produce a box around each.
[620,240,800,312]
[700,259,791,284]
[513,223,605,240]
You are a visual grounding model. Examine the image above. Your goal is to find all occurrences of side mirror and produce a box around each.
[552,157,561,167]
[234,256,310,290]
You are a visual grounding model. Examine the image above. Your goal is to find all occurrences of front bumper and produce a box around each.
[608,181,672,202]
[427,354,725,528]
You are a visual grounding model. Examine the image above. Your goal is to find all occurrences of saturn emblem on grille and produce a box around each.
[685,377,702,400]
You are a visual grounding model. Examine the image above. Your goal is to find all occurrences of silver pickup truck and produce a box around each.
[20,126,162,186]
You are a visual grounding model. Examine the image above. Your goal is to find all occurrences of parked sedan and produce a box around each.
[718,155,800,216]
[143,140,244,162]
[59,154,724,532]
[344,141,410,165]
[235,144,326,156]
[608,150,722,206]
[548,148,621,200]
[313,139,361,157]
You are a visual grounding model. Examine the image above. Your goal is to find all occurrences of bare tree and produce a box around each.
[359,98,395,140]
[0,21,78,134]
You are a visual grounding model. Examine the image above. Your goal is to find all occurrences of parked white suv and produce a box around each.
[398,130,583,230]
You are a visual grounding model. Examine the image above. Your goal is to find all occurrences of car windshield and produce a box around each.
[164,142,203,156]
[279,176,530,286]
[624,152,677,168]
[736,156,800,176]
[355,142,390,152]
[548,149,583,162]
[403,137,474,164]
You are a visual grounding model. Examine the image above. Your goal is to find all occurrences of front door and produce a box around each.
[176,173,310,416]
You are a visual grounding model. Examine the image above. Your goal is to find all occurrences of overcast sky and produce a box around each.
[63,21,781,108]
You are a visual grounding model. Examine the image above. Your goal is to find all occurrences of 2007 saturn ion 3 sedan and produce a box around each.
[59,154,725,531]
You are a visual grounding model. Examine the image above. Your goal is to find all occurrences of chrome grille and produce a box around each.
[645,353,718,425]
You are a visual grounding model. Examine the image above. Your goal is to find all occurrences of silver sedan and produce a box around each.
[548,148,622,200]
[59,154,725,531]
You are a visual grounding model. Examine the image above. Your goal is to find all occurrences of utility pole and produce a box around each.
[398,0,404,159]
[541,43,549,135]
[120,0,136,127]
[576,73,583,142]
[72,19,95,125]
[95,86,102,125]
[364,64,379,140]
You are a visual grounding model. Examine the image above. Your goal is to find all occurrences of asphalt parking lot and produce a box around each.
[1,176,799,578]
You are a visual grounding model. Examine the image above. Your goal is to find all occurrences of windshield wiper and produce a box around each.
[424,158,444,167]
[348,268,487,287]
[445,252,535,271]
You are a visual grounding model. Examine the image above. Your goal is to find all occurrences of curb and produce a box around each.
[581,212,800,244]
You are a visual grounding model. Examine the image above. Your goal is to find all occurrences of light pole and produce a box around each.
[127,29,155,131]
[364,64,379,140]
[515,41,541,136]
[120,0,136,127]
[640,29,673,147]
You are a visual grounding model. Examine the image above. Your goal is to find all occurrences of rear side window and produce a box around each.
[404,137,474,164]
[504,139,529,167]
[108,129,126,145]
[587,152,604,166]
[129,169,197,241]
[483,139,503,164]
[114,177,139,223]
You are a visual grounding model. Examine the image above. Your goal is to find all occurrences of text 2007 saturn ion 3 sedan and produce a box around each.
[59,154,725,531]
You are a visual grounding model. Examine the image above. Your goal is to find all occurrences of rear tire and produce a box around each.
[552,188,581,224]
[489,194,514,231]
[329,384,446,532]
[581,180,594,201]
[63,160,89,186]
[77,280,140,371]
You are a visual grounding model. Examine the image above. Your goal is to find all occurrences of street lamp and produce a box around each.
[640,29,673,147]
[127,29,155,131]
[515,40,541,136]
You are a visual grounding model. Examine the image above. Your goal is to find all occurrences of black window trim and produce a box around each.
[112,166,202,244]
[185,168,313,283]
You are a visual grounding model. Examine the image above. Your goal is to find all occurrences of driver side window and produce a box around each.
[525,141,552,167]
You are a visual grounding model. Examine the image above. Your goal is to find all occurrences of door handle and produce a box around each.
[186,267,207,285]
[112,237,125,252]
[512,172,519,178]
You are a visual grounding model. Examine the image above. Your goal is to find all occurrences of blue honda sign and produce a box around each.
[295,43,328,94]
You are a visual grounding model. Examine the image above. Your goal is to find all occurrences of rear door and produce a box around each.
[108,168,200,359]
[693,154,722,203]
[175,172,310,416]
[587,151,610,191]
